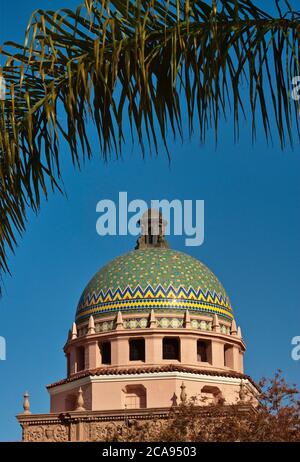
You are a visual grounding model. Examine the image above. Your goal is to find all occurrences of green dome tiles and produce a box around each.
[76,248,233,323]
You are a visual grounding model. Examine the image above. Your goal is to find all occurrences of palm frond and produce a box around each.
[0,0,300,286]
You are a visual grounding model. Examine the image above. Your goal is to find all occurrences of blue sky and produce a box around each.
[0,0,300,441]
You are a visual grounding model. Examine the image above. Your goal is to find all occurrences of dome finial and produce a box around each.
[237,326,243,339]
[135,209,169,249]
[88,316,95,335]
[184,309,191,328]
[231,319,237,336]
[116,311,124,330]
[149,309,157,328]
[212,314,220,332]
[71,322,77,340]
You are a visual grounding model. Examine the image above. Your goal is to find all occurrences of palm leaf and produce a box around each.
[0,0,300,287]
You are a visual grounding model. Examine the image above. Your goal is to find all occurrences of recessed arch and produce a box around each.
[201,385,224,405]
[122,384,147,409]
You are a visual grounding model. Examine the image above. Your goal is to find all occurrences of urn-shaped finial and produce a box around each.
[239,380,246,402]
[180,382,187,403]
[75,387,85,411]
[231,319,238,336]
[23,391,31,415]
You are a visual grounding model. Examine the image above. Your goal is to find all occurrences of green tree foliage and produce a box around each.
[106,371,300,442]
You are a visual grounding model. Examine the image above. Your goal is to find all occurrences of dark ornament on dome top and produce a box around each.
[135,209,169,249]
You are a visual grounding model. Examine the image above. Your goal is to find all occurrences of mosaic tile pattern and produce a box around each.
[157,317,184,329]
[123,318,149,329]
[76,249,233,323]
[220,324,231,335]
[77,317,231,336]
[95,320,115,333]
[190,319,213,331]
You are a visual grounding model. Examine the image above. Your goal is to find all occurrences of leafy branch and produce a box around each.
[0,0,300,284]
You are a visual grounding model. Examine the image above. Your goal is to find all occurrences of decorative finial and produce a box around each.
[75,387,85,411]
[212,314,220,332]
[184,309,191,328]
[71,322,77,340]
[231,319,238,336]
[23,391,31,415]
[135,209,169,249]
[116,311,124,330]
[88,315,95,335]
[237,326,242,339]
[180,382,187,403]
[149,309,157,328]
[239,379,246,401]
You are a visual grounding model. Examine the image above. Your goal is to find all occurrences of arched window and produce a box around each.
[201,386,224,405]
[129,338,145,361]
[65,394,77,411]
[76,346,85,372]
[163,337,180,360]
[123,385,147,409]
[197,340,211,363]
[99,341,111,364]
[66,353,71,376]
[224,344,234,368]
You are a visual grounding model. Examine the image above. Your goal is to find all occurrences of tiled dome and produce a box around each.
[76,248,233,323]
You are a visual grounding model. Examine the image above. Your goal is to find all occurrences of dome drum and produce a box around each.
[64,309,245,380]
[73,312,233,338]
